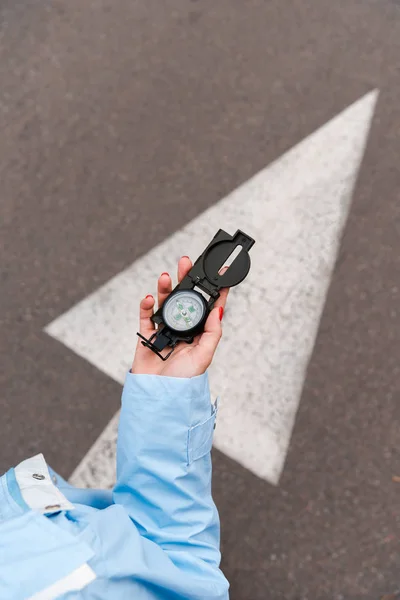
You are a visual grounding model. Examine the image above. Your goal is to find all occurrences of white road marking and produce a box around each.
[45,90,379,488]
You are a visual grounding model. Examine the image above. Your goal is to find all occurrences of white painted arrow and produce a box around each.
[45,90,379,488]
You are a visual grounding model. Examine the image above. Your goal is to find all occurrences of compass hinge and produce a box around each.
[191,275,220,299]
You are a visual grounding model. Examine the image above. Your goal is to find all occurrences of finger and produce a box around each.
[178,255,192,282]
[195,305,223,362]
[192,265,229,351]
[158,272,172,309]
[212,285,230,311]
[138,294,156,337]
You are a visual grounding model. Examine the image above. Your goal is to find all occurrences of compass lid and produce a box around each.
[193,229,255,290]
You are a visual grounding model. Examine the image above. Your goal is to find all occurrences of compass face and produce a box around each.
[162,290,207,332]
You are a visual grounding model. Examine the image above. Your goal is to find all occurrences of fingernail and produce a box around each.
[161,272,169,277]
[219,307,224,321]
[182,255,190,259]
[145,294,153,299]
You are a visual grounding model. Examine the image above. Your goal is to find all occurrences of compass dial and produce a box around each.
[162,290,207,332]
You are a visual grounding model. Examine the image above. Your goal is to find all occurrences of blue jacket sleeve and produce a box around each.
[112,370,229,599]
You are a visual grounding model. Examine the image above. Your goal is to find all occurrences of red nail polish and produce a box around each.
[182,256,190,259]
[145,294,153,299]
[161,272,169,277]
[219,307,224,321]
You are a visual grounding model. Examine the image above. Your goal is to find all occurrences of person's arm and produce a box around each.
[112,256,230,599]
[113,369,228,599]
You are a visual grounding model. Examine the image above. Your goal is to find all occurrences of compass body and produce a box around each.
[137,228,255,360]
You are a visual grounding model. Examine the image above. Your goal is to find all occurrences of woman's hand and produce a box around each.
[131,256,229,378]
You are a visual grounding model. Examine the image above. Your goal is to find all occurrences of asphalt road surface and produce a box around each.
[2,1,400,598]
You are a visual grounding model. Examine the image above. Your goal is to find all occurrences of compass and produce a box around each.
[137,228,255,360]
[162,289,208,333]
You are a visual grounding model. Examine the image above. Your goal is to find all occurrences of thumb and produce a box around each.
[196,306,223,364]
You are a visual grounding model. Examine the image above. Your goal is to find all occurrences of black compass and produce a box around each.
[137,228,255,360]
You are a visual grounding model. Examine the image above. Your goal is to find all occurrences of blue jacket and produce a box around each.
[0,370,230,599]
